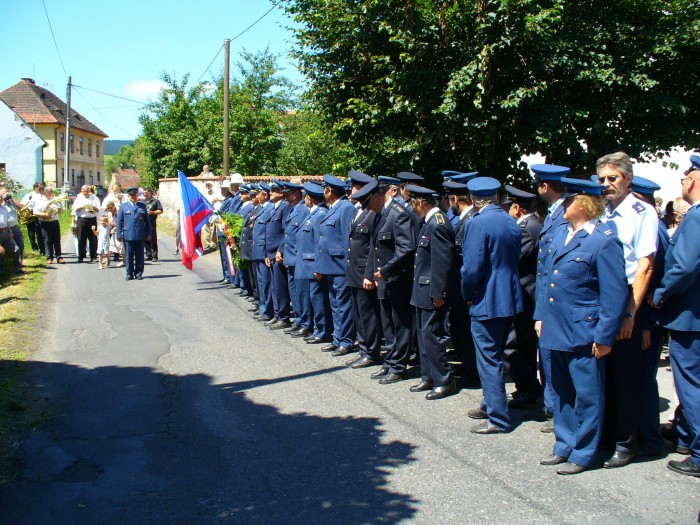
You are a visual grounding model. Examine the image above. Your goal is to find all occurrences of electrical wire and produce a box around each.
[72,86,137,138]
[41,0,68,78]
[72,84,148,105]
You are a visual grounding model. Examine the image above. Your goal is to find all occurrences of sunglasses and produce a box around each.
[597,175,619,184]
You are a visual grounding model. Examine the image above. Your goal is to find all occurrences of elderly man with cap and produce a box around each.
[535,177,627,474]
[462,177,523,434]
[503,185,544,410]
[252,182,275,322]
[314,174,356,356]
[239,185,261,304]
[215,180,236,286]
[443,179,480,387]
[364,176,416,383]
[651,153,700,477]
[263,179,292,329]
[405,184,457,399]
[116,186,151,280]
[532,163,571,431]
[345,172,383,369]
[298,182,332,344]
[597,151,658,469]
[277,181,311,335]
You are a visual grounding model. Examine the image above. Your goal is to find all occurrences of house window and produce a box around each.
[79,137,84,155]
[60,132,65,152]
[89,171,94,185]
[70,135,74,153]
[97,172,101,184]
[78,170,85,187]
[88,139,92,157]
[71,169,75,185]
[96,141,100,158]
[61,168,65,184]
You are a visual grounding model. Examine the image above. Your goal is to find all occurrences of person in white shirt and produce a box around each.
[72,185,101,262]
[20,182,45,254]
[32,185,65,264]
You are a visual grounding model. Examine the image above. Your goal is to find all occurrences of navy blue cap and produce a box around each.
[690,154,700,171]
[396,172,424,183]
[505,185,536,201]
[348,170,375,186]
[126,187,139,195]
[350,179,380,204]
[377,176,401,188]
[405,184,438,199]
[258,182,271,193]
[303,182,325,200]
[442,170,463,180]
[631,176,661,196]
[240,184,250,194]
[450,171,479,184]
[561,177,605,197]
[269,178,284,191]
[322,174,346,192]
[530,164,570,181]
[284,181,303,192]
[442,180,470,195]
[467,177,501,196]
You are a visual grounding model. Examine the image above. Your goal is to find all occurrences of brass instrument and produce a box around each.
[43,193,70,221]
[18,204,36,225]
[90,185,97,195]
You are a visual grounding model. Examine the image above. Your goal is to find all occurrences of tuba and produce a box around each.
[18,204,36,225]
[44,193,71,220]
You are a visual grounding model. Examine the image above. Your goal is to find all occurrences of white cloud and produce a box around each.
[123,80,167,102]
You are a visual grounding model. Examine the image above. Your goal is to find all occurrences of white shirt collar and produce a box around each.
[548,197,565,215]
[460,205,473,219]
[383,197,393,210]
[425,207,439,222]
[517,212,534,225]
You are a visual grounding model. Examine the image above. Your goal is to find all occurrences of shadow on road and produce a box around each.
[0,361,419,525]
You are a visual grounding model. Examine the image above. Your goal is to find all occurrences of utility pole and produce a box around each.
[64,76,72,193]
[223,39,230,178]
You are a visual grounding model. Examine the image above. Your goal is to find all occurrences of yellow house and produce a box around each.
[0,78,108,189]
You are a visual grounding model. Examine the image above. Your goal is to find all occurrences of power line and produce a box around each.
[41,0,68,78]
[71,84,148,105]
[194,43,225,85]
[72,86,137,138]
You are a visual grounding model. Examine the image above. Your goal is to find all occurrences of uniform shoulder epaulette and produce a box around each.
[595,221,614,236]
[632,200,647,215]
[435,212,446,225]
[392,202,406,214]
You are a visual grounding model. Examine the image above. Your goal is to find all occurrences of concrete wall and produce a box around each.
[0,100,44,189]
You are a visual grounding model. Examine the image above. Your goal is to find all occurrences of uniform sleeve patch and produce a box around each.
[632,201,646,214]
[392,203,406,214]
[436,213,445,225]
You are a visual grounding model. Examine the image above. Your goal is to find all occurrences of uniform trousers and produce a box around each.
[327,275,355,349]
[504,295,541,394]
[10,225,24,265]
[255,260,273,317]
[239,261,254,296]
[416,306,452,386]
[77,216,97,260]
[539,346,555,415]
[270,260,290,322]
[350,287,381,361]
[124,239,145,278]
[379,280,413,374]
[309,278,332,338]
[669,330,700,467]
[249,261,260,303]
[638,322,665,452]
[287,266,302,328]
[26,219,44,254]
[449,298,479,382]
[472,316,513,431]
[294,272,312,330]
[551,348,606,467]
[218,236,232,283]
[40,220,61,260]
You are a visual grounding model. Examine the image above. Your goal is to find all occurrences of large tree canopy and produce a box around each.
[283,0,700,183]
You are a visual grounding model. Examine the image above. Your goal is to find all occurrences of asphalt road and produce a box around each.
[1,233,698,525]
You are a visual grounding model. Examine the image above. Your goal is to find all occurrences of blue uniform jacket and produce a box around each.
[345,207,376,288]
[411,210,455,310]
[371,199,416,299]
[216,195,235,238]
[280,200,310,267]
[252,202,274,261]
[654,204,700,332]
[535,221,628,350]
[461,204,524,319]
[237,201,254,222]
[239,204,260,261]
[519,214,543,302]
[265,200,291,258]
[230,192,242,214]
[315,197,355,276]
[536,203,567,311]
[639,219,670,330]
[117,200,151,241]
[297,204,327,280]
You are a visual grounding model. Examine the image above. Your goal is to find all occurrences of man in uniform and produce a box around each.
[406,184,457,400]
[116,187,151,281]
[598,151,658,469]
[234,185,256,298]
[239,186,261,304]
[264,179,292,330]
[215,181,235,286]
[252,183,275,322]
[366,176,416,384]
[345,172,383,369]
[72,185,101,263]
[144,188,163,262]
[504,185,543,409]
[314,175,356,356]
[652,154,700,477]
[462,177,523,434]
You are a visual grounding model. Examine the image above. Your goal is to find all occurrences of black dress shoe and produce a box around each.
[378,373,403,385]
[410,381,434,393]
[219,279,229,285]
[351,357,379,369]
[470,422,505,434]
[467,408,488,420]
[426,381,457,400]
[332,346,353,357]
[667,457,700,477]
[540,454,568,466]
[345,356,363,367]
[307,336,332,345]
[284,325,300,334]
[540,420,555,433]
[508,390,541,408]
[270,321,292,331]
[125,275,133,281]
[136,275,143,280]
[371,368,389,380]
[291,328,313,338]
[321,343,338,352]
[556,462,588,475]
[603,450,635,469]
[257,316,273,323]
[248,306,259,312]
[264,318,280,326]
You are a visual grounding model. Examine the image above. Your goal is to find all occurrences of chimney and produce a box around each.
[21,78,35,84]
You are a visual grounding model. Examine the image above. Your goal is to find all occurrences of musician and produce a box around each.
[20,182,44,254]
[31,186,65,264]
[0,188,24,272]
[72,185,101,263]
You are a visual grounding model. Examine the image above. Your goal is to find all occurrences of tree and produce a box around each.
[283,0,700,184]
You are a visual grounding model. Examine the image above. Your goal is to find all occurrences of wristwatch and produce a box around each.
[625,311,634,319]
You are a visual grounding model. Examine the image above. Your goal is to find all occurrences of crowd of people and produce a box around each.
[205,151,699,477]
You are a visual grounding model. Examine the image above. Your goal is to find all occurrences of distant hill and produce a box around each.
[104,140,134,155]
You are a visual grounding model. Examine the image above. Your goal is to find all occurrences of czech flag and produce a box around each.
[178,170,214,269]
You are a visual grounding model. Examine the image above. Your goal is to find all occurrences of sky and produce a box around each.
[0,0,301,140]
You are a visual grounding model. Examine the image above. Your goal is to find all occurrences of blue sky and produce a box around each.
[0,0,301,140]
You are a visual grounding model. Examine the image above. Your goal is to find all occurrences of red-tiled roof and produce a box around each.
[113,169,140,189]
[0,78,108,137]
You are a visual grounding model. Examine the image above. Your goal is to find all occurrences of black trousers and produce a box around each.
[503,294,540,394]
[27,220,44,254]
[449,298,479,382]
[145,223,158,259]
[379,280,413,374]
[350,286,382,360]
[40,220,61,260]
[77,217,97,260]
